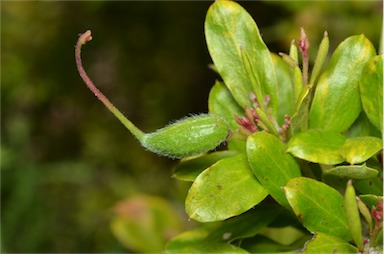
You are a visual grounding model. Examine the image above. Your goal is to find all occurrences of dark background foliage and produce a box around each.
[1,1,381,252]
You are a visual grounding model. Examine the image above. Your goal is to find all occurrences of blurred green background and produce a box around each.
[1,1,381,252]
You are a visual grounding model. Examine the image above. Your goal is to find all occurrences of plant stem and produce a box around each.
[75,30,145,141]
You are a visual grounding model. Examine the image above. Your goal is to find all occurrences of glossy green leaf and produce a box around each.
[284,177,351,241]
[186,154,268,222]
[309,34,376,132]
[302,233,358,254]
[287,130,346,165]
[341,136,382,164]
[173,151,239,182]
[208,80,244,131]
[324,164,378,180]
[360,55,383,133]
[344,180,363,250]
[271,53,294,126]
[205,1,278,113]
[247,132,301,208]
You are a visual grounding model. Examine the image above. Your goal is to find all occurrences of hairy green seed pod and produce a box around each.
[76,31,229,159]
[142,114,229,159]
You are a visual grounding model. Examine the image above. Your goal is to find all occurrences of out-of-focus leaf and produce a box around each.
[341,136,382,164]
[208,80,244,131]
[354,178,383,195]
[344,180,363,250]
[271,53,294,126]
[360,55,383,133]
[301,233,358,254]
[227,133,247,153]
[356,196,373,230]
[309,35,376,132]
[205,0,278,114]
[166,226,249,254]
[165,226,210,254]
[111,195,182,253]
[287,130,346,165]
[185,155,268,222]
[290,86,311,135]
[167,205,281,254]
[239,235,299,253]
[284,177,351,241]
[247,132,301,208]
[172,151,239,182]
[309,31,329,86]
[206,204,282,243]
[358,195,383,210]
[347,112,382,138]
[324,164,378,180]
[260,226,307,246]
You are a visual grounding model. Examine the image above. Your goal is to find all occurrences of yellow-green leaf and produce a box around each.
[205,1,278,113]
[341,136,382,164]
[344,180,363,250]
[360,55,383,133]
[325,164,378,180]
[247,132,301,208]
[302,233,358,254]
[284,177,351,241]
[309,34,376,132]
[185,154,268,222]
[287,129,346,165]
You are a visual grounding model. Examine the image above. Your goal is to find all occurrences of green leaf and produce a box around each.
[324,164,378,180]
[290,86,311,135]
[360,55,383,133]
[356,196,373,230]
[309,31,329,86]
[240,234,307,253]
[347,111,382,138]
[166,227,249,254]
[341,136,382,164]
[309,34,376,132]
[185,154,268,222]
[260,226,307,246]
[172,151,239,182]
[205,1,278,113]
[271,53,294,126]
[208,80,244,131]
[247,132,301,208]
[166,226,210,253]
[206,205,282,243]
[358,195,383,210]
[302,233,358,254]
[284,177,352,241]
[344,180,363,250]
[354,178,383,195]
[287,129,346,165]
